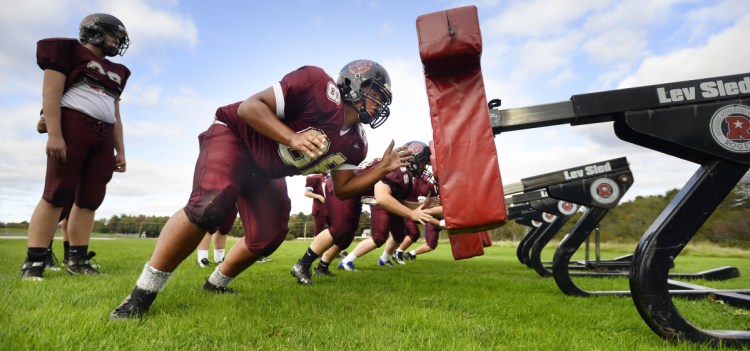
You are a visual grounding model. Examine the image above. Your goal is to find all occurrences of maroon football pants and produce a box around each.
[185,123,290,257]
[43,107,114,211]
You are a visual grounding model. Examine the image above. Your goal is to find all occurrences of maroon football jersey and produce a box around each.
[357,158,413,200]
[215,66,368,178]
[305,174,325,194]
[305,173,327,216]
[37,38,130,98]
[405,175,437,202]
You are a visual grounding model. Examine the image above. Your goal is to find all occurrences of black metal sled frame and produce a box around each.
[492,72,750,347]
[505,158,632,277]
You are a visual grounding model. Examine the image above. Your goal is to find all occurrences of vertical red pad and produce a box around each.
[449,232,485,260]
[417,6,507,234]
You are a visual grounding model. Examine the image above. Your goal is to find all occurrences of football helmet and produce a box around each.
[79,13,130,57]
[336,60,392,128]
[404,141,431,176]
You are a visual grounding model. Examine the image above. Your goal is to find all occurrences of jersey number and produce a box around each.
[277,128,346,175]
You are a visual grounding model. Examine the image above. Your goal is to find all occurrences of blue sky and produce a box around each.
[1,0,749,223]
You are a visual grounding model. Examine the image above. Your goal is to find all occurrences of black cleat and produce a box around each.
[314,265,336,277]
[290,262,313,285]
[392,251,406,265]
[404,252,417,261]
[66,252,100,275]
[197,258,211,268]
[46,251,61,271]
[109,286,158,320]
[20,260,46,281]
[203,278,237,294]
[202,278,236,294]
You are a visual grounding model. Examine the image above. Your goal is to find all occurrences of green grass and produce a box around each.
[1,238,748,351]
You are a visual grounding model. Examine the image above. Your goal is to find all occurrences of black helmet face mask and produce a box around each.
[357,81,391,128]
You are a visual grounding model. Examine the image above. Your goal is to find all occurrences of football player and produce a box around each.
[111,59,412,319]
[21,13,130,281]
[290,171,365,284]
[304,171,329,237]
[338,141,441,270]
[390,173,441,264]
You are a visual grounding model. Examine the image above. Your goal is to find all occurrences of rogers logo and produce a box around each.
[590,178,620,205]
[710,104,750,153]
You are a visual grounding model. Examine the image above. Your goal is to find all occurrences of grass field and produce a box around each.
[1,236,748,351]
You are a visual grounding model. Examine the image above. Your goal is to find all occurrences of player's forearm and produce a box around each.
[332,168,390,200]
[237,90,296,146]
[376,196,412,219]
[113,103,125,155]
[42,70,65,137]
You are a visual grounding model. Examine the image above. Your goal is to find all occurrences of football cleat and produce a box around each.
[20,260,46,281]
[338,250,348,258]
[109,286,158,320]
[197,258,211,268]
[392,252,406,265]
[202,278,236,294]
[258,256,271,263]
[404,252,417,261]
[338,261,357,271]
[314,265,336,277]
[377,258,394,267]
[46,251,61,271]
[66,252,100,275]
[290,262,313,286]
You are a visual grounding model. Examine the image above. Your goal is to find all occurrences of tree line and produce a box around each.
[1,211,372,240]
[487,183,750,249]
[2,184,748,248]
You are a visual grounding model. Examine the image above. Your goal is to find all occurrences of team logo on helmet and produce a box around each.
[348,60,373,76]
[590,178,619,205]
[557,201,578,216]
[709,104,750,153]
[407,142,425,156]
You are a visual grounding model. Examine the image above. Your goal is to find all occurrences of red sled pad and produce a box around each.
[480,231,493,247]
[417,6,507,234]
[448,232,486,260]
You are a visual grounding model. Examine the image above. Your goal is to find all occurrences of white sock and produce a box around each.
[214,249,225,263]
[380,252,391,262]
[136,263,172,293]
[409,250,417,256]
[197,250,209,262]
[342,252,358,263]
[208,266,234,288]
[395,249,404,254]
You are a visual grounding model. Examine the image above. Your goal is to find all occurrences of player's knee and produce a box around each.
[44,186,75,208]
[75,194,106,211]
[185,189,238,230]
[372,237,386,247]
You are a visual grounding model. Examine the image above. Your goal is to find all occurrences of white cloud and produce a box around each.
[483,0,610,38]
[619,14,750,87]
[101,1,199,53]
